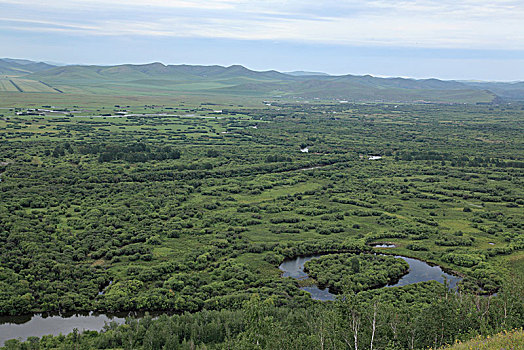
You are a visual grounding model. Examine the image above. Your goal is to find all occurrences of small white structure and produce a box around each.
[300,147,309,153]
[368,156,382,160]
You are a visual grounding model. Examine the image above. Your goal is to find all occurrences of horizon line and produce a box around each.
[2,57,523,83]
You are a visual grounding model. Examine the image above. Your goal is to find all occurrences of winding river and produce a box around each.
[1,253,461,345]
[279,253,462,301]
[0,312,127,346]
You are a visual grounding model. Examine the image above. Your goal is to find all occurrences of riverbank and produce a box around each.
[279,252,463,301]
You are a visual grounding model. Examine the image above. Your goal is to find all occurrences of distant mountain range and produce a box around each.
[1,58,522,103]
[285,71,331,77]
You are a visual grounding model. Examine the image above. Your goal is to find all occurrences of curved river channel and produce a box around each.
[278,253,462,301]
[0,312,127,346]
[0,253,461,345]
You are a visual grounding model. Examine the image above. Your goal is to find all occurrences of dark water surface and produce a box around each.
[1,254,461,345]
[279,253,462,301]
[387,256,461,289]
[0,312,127,346]
[279,255,337,301]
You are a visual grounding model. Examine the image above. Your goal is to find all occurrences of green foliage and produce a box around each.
[0,100,522,342]
[304,253,409,293]
[4,279,523,350]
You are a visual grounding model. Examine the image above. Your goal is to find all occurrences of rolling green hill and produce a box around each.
[0,58,520,103]
[0,58,55,75]
[463,81,524,101]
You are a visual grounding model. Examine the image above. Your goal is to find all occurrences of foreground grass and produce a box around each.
[440,329,524,350]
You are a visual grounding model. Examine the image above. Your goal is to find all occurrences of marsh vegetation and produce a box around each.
[0,99,522,348]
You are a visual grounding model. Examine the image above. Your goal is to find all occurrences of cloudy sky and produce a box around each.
[1,0,523,80]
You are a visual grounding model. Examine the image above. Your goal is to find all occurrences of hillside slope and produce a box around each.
[0,58,55,75]
[464,81,524,101]
[0,59,513,103]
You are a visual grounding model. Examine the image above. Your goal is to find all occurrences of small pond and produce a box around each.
[279,253,462,301]
[371,243,396,248]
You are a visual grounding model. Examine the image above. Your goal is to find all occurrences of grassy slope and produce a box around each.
[0,62,498,103]
[439,329,524,350]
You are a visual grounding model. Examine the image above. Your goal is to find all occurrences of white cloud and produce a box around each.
[0,0,523,50]
[0,0,238,10]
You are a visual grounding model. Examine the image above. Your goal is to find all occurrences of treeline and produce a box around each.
[47,142,181,163]
[395,151,524,168]
[265,155,292,163]
[3,279,523,350]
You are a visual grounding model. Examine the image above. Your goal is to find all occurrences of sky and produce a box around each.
[1,0,523,81]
